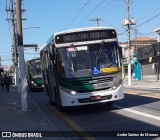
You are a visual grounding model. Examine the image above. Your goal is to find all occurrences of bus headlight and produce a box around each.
[70,91,76,95]
[60,87,77,95]
[111,80,122,90]
[31,81,37,86]
[111,85,117,90]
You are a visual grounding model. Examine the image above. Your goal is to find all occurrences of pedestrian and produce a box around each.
[0,75,5,91]
[4,74,10,92]
[9,76,13,86]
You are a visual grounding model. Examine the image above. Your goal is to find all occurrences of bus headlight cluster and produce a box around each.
[111,85,117,90]
[60,87,77,95]
[31,81,37,86]
[111,80,122,90]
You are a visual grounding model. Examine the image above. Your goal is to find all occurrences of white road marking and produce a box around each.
[114,105,160,121]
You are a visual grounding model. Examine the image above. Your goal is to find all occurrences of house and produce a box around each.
[120,36,157,60]
[120,36,158,81]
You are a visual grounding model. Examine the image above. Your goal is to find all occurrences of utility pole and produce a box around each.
[15,0,28,111]
[89,17,101,26]
[6,0,20,92]
[127,0,131,86]
[121,0,136,86]
[12,0,20,93]
[0,57,1,67]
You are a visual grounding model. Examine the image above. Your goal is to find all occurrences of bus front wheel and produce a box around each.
[57,104,66,112]
[50,99,56,105]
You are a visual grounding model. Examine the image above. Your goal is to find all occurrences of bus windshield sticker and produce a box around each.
[35,60,41,63]
[67,47,77,52]
[76,46,87,50]
[67,46,88,52]
[92,66,100,76]
[100,67,118,73]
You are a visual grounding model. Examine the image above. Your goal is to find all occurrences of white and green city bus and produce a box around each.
[40,27,124,110]
[26,57,44,92]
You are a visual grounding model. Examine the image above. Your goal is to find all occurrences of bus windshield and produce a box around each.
[30,60,42,76]
[58,41,120,78]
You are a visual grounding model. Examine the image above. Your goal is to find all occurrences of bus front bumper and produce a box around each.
[60,84,124,107]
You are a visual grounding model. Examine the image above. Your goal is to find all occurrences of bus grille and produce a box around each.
[77,87,110,93]
[78,95,112,103]
[71,77,113,86]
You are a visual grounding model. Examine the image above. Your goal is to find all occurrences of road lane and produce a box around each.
[114,105,160,121]
[30,90,160,139]
[116,92,160,117]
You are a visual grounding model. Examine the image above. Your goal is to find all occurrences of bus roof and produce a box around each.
[39,42,47,51]
[54,26,115,36]
[40,26,116,51]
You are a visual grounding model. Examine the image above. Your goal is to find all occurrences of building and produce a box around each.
[153,27,160,42]
[120,36,158,81]
[120,36,157,61]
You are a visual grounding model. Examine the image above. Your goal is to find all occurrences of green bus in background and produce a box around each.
[26,57,44,92]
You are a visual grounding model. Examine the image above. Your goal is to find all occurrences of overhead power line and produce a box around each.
[66,0,93,29]
[94,0,114,16]
[96,0,121,18]
[77,0,106,27]
[84,0,122,28]
[101,19,126,35]
[136,12,160,27]
[89,17,101,26]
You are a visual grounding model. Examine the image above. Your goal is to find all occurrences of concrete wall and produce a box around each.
[140,56,160,81]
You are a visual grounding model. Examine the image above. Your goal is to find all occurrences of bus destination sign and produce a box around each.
[55,29,117,44]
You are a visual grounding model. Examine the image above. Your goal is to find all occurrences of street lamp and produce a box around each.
[23,26,40,51]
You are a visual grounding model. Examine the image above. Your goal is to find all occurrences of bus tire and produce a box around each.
[50,99,56,105]
[57,104,66,112]
[105,101,114,107]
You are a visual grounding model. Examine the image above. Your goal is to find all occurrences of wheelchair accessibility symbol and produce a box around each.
[92,66,100,75]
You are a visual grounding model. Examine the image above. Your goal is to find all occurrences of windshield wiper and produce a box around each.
[106,63,114,68]
[105,63,117,68]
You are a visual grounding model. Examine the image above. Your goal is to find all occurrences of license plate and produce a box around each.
[90,95,101,100]
[100,82,109,87]
[93,82,109,89]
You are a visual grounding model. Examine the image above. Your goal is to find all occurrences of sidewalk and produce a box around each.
[123,78,160,99]
[0,86,65,139]
[123,78,160,90]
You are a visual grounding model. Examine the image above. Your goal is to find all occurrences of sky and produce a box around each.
[0,0,160,67]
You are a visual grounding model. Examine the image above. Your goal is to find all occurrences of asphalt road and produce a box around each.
[30,89,160,140]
